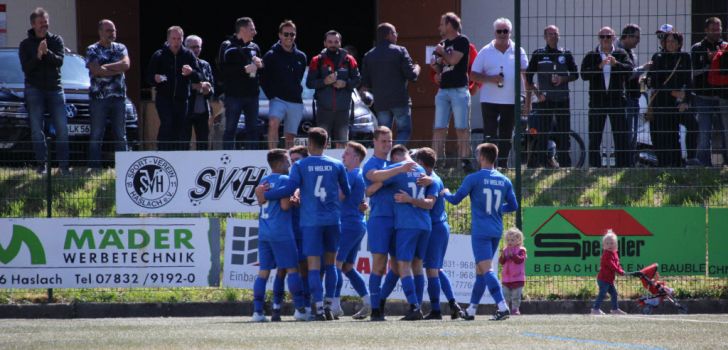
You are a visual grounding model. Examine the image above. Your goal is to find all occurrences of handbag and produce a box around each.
[644,56,682,122]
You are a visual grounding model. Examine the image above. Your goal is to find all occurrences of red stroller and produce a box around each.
[629,263,688,314]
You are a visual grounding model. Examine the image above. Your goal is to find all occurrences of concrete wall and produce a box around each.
[2,0,76,50]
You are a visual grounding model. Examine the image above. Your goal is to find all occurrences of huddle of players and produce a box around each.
[253,126,517,322]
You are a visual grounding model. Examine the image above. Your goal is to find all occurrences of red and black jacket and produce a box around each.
[306,48,361,112]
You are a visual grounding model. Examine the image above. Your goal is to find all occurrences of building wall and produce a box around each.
[2,0,77,50]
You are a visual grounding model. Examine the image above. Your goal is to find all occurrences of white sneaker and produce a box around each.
[294,308,308,321]
[332,304,345,318]
[352,304,372,320]
[610,309,627,315]
[591,309,605,315]
[251,312,269,322]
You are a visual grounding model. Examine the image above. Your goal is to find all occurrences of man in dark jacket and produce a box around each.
[18,8,69,175]
[262,20,307,149]
[360,23,420,145]
[185,35,214,150]
[580,26,634,167]
[307,30,361,149]
[221,17,263,150]
[146,25,201,151]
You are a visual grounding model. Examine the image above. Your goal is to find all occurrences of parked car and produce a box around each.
[0,48,138,164]
[235,69,377,146]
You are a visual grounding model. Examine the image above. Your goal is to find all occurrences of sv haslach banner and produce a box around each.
[222,219,496,304]
[708,208,728,277]
[115,149,372,214]
[523,208,706,276]
[0,218,220,288]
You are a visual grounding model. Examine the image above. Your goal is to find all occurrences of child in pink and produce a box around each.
[592,230,627,315]
[499,228,527,315]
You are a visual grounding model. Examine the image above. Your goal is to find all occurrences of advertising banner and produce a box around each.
[222,219,495,304]
[708,208,728,277]
[0,218,220,288]
[115,150,371,214]
[523,208,706,276]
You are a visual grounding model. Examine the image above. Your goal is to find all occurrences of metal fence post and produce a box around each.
[45,136,53,303]
[514,0,523,230]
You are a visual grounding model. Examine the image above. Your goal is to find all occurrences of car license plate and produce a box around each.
[294,137,308,146]
[68,124,90,136]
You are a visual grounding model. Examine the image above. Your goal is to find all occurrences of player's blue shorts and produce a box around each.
[259,239,299,270]
[395,229,429,262]
[424,221,450,269]
[367,216,396,255]
[301,224,341,257]
[472,235,501,263]
[337,222,366,264]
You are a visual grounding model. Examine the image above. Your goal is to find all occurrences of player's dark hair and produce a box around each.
[267,148,288,168]
[415,147,437,169]
[373,126,392,140]
[289,145,308,158]
[307,127,328,148]
[390,144,408,159]
[477,143,498,164]
[347,141,367,162]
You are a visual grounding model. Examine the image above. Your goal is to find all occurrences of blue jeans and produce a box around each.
[593,279,619,310]
[155,97,188,151]
[89,97,127,168]
[224,95,259,150]
[434,87,470,130]
[25,86,69,168]
[694,95,726,166]
[375,106,411,144]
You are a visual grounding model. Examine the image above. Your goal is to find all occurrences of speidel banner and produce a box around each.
[115,150,370,214]
[222,219,496,304]
[523,207,706,276]
[0,218,220,289]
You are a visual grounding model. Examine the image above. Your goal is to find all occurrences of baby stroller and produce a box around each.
[629,263,688,314]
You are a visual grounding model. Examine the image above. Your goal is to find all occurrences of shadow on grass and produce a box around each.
[527,168,602,206]
[604,168,663,206]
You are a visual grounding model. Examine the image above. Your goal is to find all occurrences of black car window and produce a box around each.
[61,55,91,86]
[0,50,90,86]
[0,51,25,84]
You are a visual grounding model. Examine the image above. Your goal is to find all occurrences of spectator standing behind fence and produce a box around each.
[360,23,420,146]
[525,25,578,168]
[430,12,474,172]
[591,230,626,315]
[647,31,693,167]
[691,17,728,166]
[306,30,361,149]
[146,26,201,151]
[86,19,129,171]
[19,8,69,175]
[617,24,649,165]
[499,227,526,316]
[184,35,214,150]
[262,20,307,150]
[221,17,263,150]
[581,26,634,168]
[471,18,528,169]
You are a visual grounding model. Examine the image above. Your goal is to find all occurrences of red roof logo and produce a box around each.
[531,209,653,237]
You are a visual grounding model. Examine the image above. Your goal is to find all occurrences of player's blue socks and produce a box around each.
[414,274,425,305]
[345,269,369,297]
[369,273,382,310]
[253,276,267,314]
[427,276,442,311]
[302,273,311,308]
[324,264,338,299]
[334,267,344,298]
[380,270,399,300]
[484,271,505,304]
[470,273,487,305]
[439,270,455,302]
[287,272,305,309]
[273,274,285,308]
[308,269,323,304]
[400,275,419,308]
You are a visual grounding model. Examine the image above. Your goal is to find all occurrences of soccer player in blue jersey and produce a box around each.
[412,147,464,320]
[444,143,518,321]
[251,149,307,322]
[332,141,372,319]
[381,145,436,320]
[260,127,350,321]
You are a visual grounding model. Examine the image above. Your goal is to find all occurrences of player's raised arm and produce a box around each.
[338,162,351,197]
[365,161,417,183]
[365,182,384,197]
[444,175,472,205]
[264,163,301,200]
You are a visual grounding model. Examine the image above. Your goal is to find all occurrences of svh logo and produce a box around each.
[187,155,267,206]
[125,156,178,209]
[0,225,46,265]
[229,225,258,266]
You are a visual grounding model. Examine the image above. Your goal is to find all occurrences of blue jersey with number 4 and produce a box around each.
[384,162,435,231]
[258,174,294,242]
[445,168,517,237]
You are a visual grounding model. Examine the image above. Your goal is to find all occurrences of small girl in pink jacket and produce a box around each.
[499,227,527,315]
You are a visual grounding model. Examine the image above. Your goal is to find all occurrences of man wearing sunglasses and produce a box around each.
[262,20,308,149]
[580,26,634,168]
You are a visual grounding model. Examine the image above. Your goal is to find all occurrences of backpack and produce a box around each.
[707,43,728,86]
